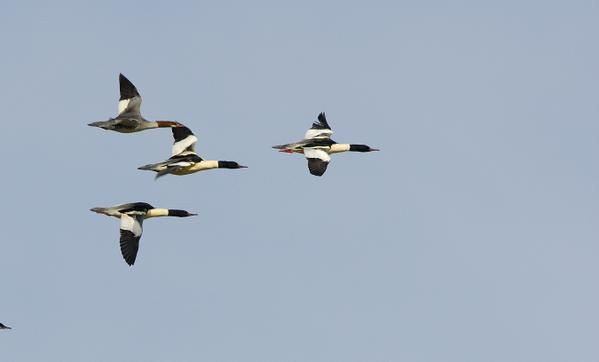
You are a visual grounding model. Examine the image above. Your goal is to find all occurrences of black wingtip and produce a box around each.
[307,158,329,176]
[118,73,128,84]
[119,73,140,100]
[312,112,331,130]
[123,252,137,266]
[120,229,140,266]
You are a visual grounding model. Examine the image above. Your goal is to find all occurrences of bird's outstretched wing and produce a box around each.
[172,126,198,155]
[119,213,144,266]
[117,74,142,117]
[304,112,333,140]
[304,147,331,176]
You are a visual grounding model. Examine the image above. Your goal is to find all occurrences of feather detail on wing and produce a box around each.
[117,74,142,116]
[171,126,198,155]
[304,128,333,139]
[304,112,333,139]
[119,214,144,266]
[304,148,331,176]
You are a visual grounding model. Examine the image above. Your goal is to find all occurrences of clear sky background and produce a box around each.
[1,1,599,361]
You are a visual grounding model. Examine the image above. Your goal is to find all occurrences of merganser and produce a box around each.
[90,202,196,266]
[273,112,379,176]
[138,126,247,179]
[88,74,183,133]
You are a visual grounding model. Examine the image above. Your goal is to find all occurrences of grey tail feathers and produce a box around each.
[138,163,161,171]
[90,207,110,216]
[154,167,178,180]
[137,162,177,180]
[88,121,109,128]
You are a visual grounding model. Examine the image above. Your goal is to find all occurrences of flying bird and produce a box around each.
[91,202,197,266]
[88,74,184,133]
[0,323,11,330]
[138,126,247,179]
[273,112,379,176]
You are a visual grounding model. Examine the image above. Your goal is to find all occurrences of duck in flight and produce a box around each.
[273,112,379,176]
[90,202,196,266]
[0,323,11,330]
[88,74,184,133]
[138,126,247,179]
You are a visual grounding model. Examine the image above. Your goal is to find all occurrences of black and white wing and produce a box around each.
[116,202,154,214]
[117,74,142,117]
[0,323,11,330]
[155,153,203,179]
[304,147,331,176]
[304,112,333,140]
[171,126,198,155]
[119,213,144,266]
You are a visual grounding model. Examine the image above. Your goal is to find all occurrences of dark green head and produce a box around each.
[168,209,197,217]
[349,144,380,152]
[218,161,248,169]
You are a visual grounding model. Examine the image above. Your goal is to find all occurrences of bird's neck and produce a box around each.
[189,160,219,172]
[329,144,351,154]
[145,208,170,218]
[154,120,180,128]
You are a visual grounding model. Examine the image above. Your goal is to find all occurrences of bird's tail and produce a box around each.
[137,162,179,180]
[154,167,180,180]
[88,120,110,129]
[137,162,165,172]
[273,141,305,152]
[272,143,291,149]
[90,207,110,216]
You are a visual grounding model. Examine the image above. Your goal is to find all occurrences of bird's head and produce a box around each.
[218,161,248,169]
[168,209,198,217]
[349,144,380,152]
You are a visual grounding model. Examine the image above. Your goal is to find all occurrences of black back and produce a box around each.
[303,138,336,148]
[168,153,203,163]
[119,73,140,100]
[119,202,154,213]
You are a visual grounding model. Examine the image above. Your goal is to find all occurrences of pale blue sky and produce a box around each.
[1,1,599,361]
